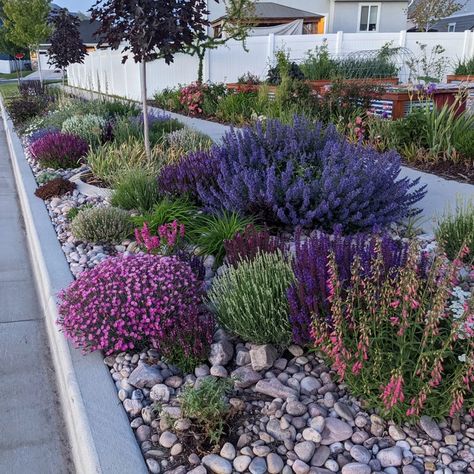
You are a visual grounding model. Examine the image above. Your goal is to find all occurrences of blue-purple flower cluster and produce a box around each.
[287,228,410,344]
[195,116,426,232]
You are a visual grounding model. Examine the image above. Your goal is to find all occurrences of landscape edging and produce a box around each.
[0,98,147,474]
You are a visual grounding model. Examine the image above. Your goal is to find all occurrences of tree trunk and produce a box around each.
[36,46,43,86]
[62,67,65,87]
[197,50,205,84]
[140,60,151,161]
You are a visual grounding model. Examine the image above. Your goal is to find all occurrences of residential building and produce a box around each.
[209,0,410,34]
[433,0,474,32]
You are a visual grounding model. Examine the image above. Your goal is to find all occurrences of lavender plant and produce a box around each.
[287,228,411,344]
[198,117,426,232]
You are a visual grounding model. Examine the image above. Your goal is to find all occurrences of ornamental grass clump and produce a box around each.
[62,113,106,148]
[179,377,233,446]
[157,150,219,204]
[29,131,89,169]
[311,241,474,421]
[86,139,161,185]
[111,169,160,212]
[190,211,255,266]
[57,254,206,354]
[208,251,295,345]
[287,229,410,344]
[198,116,426,232]
[70,206,133,244]
[436,201,474,264]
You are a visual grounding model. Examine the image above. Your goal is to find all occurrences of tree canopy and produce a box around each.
[410,0,465,32]
[2,0,51,49]
[90,0,215,64]
[187,0,255,82]
[48,8,87,71]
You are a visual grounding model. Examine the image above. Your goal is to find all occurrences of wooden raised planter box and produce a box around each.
[226,77,399,95]
[226,81,465,120]
[447,74,474,84]
[378,88,466,120]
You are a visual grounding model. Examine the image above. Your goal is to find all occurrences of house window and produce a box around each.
[448,23,456,32]
[358,4,380,32]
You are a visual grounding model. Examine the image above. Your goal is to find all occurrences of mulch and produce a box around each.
[403,160,474,185]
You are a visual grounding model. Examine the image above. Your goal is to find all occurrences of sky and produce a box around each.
[54,0,95,13]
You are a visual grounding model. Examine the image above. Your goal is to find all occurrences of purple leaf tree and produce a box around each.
[90,0,216,160]
[47,8,87,85]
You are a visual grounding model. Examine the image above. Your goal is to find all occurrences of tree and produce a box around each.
[410,0,465,32]
[90,0,216,160]
[2,0,51,84]
[187,0,255,83]
[48,8,87,85]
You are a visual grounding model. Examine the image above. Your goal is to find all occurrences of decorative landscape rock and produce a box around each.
[320,418,354,445]
[20,99,474,474]
[419,415,443,441]
[255,378,298,400]
[208,340,233,366]
[249,344,278,371]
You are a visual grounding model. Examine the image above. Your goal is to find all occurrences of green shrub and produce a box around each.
[6,94,47,127]
[111,169,160,212]
[178,377,233,446]
[102,100,140,118]
[454,57,474,76]
[208,251,295,345]
[201,82,228,117]
[70,206,133,244]
[454,128,474,159]
[436,200,474,263]
[86,139,161,185]
[132,197,198,234]
[190,211,255,266]
[112,114,183,146]
[62,113,106,147]
[215,91,262,124]
[36,170,60,185]
[153,87,184,113]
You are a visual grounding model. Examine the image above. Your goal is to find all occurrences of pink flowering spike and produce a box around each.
[380,372,405,410]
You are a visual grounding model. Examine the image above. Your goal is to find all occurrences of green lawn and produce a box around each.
[0,70,33,80]
[0,82,19,98]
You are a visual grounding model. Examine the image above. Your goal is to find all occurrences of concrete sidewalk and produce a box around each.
[0,122,72,473]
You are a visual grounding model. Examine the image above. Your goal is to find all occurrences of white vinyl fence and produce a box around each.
[67,30,474,101]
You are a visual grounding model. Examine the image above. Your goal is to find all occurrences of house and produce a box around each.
[433,0,474,32]
[209,0,410,34]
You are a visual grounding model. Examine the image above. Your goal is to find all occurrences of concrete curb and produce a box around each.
[0,98,147,474]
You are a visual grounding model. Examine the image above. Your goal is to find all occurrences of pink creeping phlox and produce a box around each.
[57,254,206,355]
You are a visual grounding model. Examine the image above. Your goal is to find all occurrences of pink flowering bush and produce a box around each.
[57,254,211,363]
[179,83,206,115]
[311,240,474,421]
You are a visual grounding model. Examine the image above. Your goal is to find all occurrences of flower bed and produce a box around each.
[5,84,474,474]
